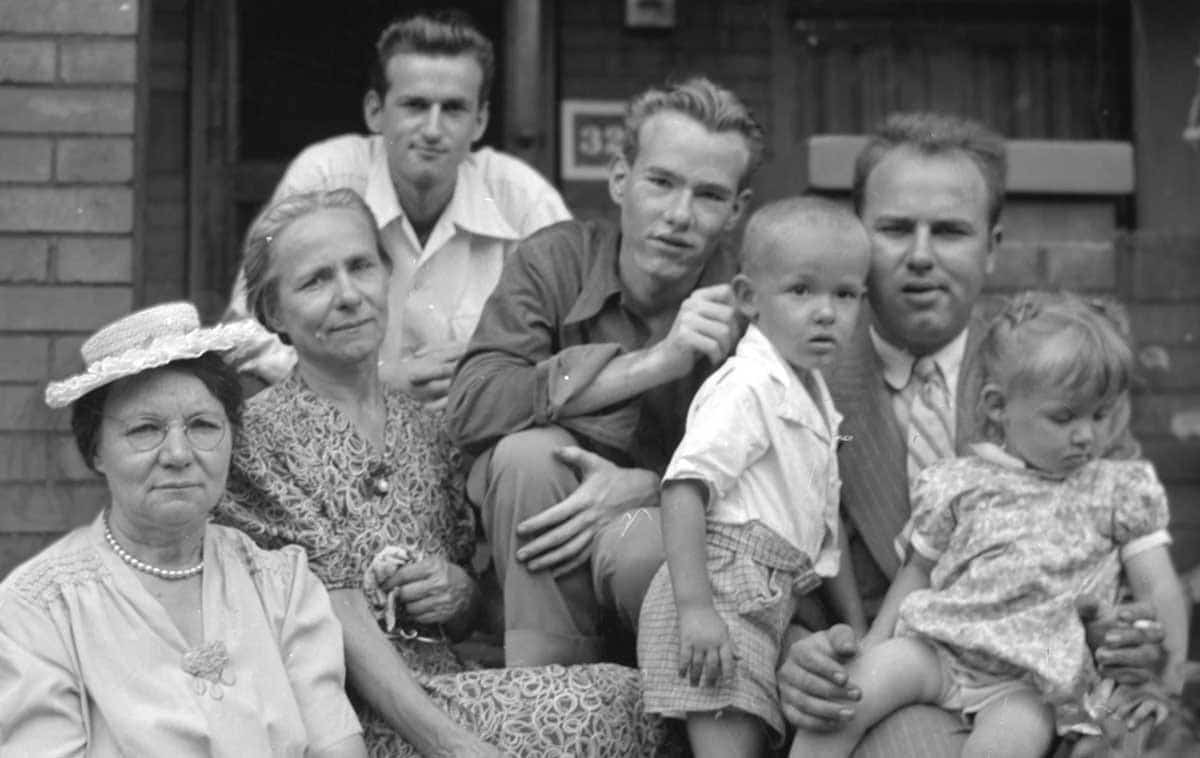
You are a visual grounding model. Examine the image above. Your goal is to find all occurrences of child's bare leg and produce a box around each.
[963,688,1053,758]
[685,709,765,758]
[788,637,944,758]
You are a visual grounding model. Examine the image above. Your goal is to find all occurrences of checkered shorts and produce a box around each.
[637,520,821,740]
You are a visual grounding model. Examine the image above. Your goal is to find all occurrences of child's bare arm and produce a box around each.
[1123,545,1190,692]
[824,525,867,638]
[662,479,714,609]
[661,478,732,686]
[865,553,934,644]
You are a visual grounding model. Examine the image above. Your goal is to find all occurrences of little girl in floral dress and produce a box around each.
[790,291,1189,758]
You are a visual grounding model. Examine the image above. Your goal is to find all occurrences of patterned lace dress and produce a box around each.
[897,443,1171,715]
[217,373,677,757]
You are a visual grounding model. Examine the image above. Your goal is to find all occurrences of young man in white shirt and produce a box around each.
[228,12,569,405]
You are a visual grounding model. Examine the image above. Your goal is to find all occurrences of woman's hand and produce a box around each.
[385,556,478,627]
[777,624,863,732]
[678,604,734,687]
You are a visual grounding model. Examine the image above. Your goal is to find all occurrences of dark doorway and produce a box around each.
[238,2,506,163]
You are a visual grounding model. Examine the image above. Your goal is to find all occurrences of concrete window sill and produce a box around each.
[807,135,1134,196]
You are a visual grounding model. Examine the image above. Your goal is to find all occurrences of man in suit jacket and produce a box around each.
[776,112,1161,757]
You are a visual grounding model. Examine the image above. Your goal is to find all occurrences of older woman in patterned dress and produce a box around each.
[216,188,676,757]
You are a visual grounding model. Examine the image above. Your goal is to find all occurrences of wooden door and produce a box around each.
[785,0,1128,140]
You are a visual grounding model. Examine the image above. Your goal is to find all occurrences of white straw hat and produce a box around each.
[45,302,260,409]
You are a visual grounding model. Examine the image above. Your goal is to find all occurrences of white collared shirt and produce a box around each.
[664,325,844,576]
[869,326,968,438]
[227,135,570,383]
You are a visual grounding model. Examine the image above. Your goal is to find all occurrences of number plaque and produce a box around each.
[560,100,627,181]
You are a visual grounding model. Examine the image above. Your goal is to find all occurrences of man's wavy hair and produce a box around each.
[620,76,765,190]
[852,112,1007,227]
[369,10,495,106]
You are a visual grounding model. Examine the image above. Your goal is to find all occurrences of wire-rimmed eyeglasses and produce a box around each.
[106,414,229,452]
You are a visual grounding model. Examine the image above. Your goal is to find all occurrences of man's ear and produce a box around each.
[471,101,490,144]
[725,188,753,231]
[984,223,1002,276]
[608,155,630,206]
[980,382,1007,425]
[732,272,758,321]
[363,90,383,134]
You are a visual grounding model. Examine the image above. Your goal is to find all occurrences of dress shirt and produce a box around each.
[664,324,843,576]
[227,135,570,383]
[445,218,738,473]
[869,326,969,438]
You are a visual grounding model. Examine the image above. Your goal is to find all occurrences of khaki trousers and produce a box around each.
[468,425,665,667]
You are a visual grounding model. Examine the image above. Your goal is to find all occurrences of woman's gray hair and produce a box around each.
[241,188,391,343]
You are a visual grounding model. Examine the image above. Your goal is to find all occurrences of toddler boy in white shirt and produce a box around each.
[638,196,871,758]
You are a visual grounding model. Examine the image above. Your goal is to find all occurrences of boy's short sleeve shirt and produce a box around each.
[663,324,844,576]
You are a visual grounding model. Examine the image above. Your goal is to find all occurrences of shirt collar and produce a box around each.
[971,441,1025,469]
[738,324,841,435]
[869,325,969,393]
[440,153,520,241]
[971,440,1082,481]
[364,149,404,227]
[361,148,519,241]
[564,223,624,326]
[563,227,739,327]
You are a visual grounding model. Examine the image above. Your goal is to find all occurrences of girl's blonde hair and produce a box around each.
[978,291,1135,441]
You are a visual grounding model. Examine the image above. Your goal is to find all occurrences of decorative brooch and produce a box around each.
[182,640,236,700]
[361,460,394,498]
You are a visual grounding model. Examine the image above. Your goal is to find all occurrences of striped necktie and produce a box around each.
[906,356,955,480]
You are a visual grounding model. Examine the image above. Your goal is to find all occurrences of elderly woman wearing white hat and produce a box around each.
[0,303,367,757]
[217,188,679,758]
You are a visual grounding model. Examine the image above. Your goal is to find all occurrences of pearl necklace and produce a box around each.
[103,514,204,580]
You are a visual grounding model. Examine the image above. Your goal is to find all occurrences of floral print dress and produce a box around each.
[218,373,676,757]
[897,442,1171,713]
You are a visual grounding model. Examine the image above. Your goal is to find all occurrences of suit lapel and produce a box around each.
[833,302,1001,579]
[830,315,908,578]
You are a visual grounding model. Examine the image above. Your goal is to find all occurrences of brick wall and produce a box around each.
[1124,233,1200,574]
[0,0,140,577]
[558,0,775,220]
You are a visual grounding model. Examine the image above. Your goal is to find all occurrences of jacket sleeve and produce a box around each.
[445,225,634,455]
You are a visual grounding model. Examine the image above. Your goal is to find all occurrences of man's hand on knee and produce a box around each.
[515,447,657,576]
[778,624,863,732]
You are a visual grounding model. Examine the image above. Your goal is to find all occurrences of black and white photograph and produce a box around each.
[0,1,1198,756]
